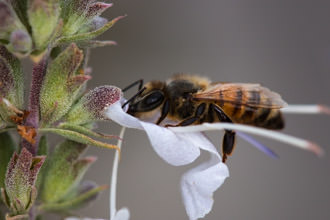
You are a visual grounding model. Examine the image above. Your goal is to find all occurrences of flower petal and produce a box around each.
[105,100,230,219]
[181,154,229,220]
[106,101,201,166]
[113,207,130,220]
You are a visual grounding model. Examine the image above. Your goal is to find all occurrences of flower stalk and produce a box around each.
[110,127,126,220]
[0,0,123,219]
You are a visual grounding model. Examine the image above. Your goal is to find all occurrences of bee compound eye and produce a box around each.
[139,91,164,111]
[145,92,163,105]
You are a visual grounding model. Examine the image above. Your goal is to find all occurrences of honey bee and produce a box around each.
[123,74,287,163]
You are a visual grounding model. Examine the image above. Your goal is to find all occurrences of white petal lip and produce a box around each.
[113,207,130,220]
[105,101,229,220]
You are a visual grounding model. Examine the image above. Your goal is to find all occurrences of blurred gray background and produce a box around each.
[76,0,330,219]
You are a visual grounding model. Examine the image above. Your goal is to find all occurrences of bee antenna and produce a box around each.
[122,79,144,92]
[122,87,146,109]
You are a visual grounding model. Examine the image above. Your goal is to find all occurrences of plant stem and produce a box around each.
[22,57,48,155]
[110,126,126,220]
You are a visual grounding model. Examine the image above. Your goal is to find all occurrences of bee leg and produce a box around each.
[211,104,236,163]
[165,117,200,127]
[222,130,236,163]
[165,103,206,127]
[156,99,170,125]
[122,79,144,92]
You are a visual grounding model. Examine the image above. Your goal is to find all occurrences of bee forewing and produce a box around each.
[193,83,288,109]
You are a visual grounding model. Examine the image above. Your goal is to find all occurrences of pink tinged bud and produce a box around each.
[64,85,122,125]
[86,2,113,19]
[4,148,45,214]
[9,29,32,53]
[84,86,122,120]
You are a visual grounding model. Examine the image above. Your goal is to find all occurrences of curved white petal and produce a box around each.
[106,101,201,165]
[113,207,130,220]
[181,134,229,220]
[105,101,229,219]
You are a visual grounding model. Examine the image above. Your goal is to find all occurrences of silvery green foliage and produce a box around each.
[0,0,124,219]
[0,0,123,57]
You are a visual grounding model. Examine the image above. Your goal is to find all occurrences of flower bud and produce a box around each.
[40,43,89,125]
[64,85,122,125]
[27,0,60,50]
[0,46,24,124]
[61,0,112,36]
[1,148,45,215]
[41,140,96,203]
[0,132,17,189]
[7,29,32,54]
[0,2,31,55]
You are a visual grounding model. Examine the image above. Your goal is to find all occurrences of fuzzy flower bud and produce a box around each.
[0,1,32,55]
[61,0,112,36]
[64,85,122,125]
[39,43,89,126]
[1,148,45,215]
[8,29,32,54]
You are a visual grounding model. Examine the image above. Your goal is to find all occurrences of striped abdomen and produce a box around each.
[215,86,285,130]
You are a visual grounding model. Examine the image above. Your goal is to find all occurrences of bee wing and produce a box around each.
[193,83,287,109]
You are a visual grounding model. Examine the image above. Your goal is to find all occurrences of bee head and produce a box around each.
[126,81,166,119]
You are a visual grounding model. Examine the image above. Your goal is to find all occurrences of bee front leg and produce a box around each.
[211,104,236,163]
[156,99,170,125]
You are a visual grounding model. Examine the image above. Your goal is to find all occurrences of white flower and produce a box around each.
[105,100,326,220]
[105,100,229,220]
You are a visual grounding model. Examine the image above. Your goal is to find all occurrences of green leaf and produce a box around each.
[39,182,106,211]
[27,0,60,50]
[56,15,125,44]
[59,123,120,141]
[39,127,119,152]
[39,43,86,126]
[36,135,48,191]
[40,140,95,203]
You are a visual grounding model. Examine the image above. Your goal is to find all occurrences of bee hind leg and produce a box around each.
[211,104,236,163]
[222,130,236,163]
